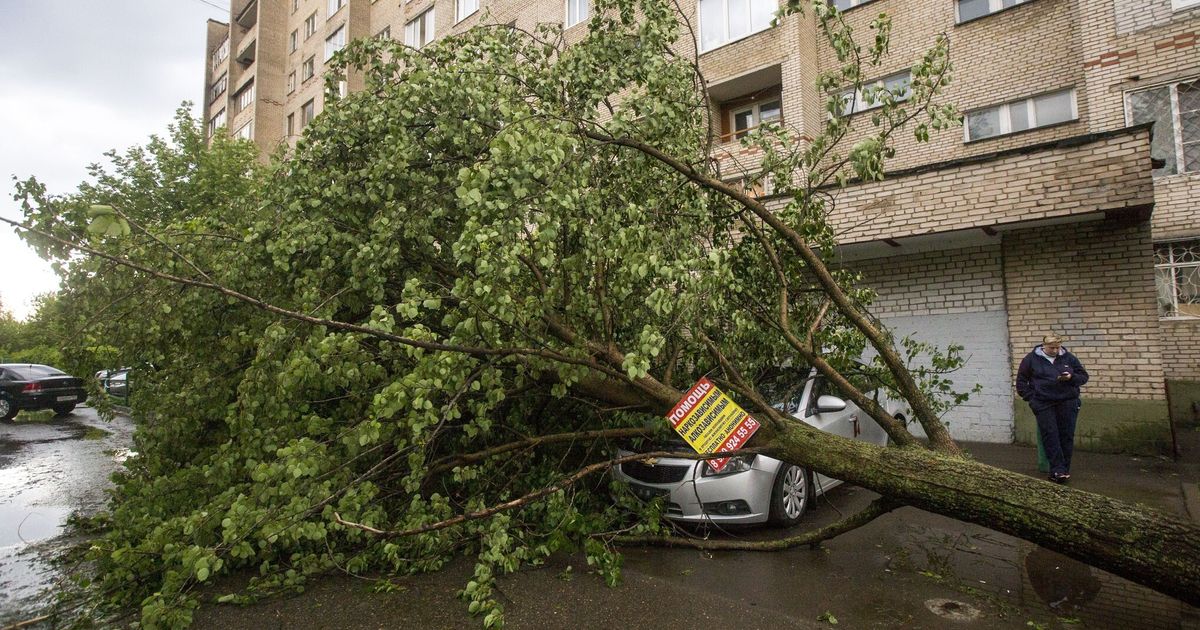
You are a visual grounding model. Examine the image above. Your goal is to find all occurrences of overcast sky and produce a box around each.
[0,0,228,320]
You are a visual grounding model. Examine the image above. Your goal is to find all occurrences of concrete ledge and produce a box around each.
[1014,397,1172,455]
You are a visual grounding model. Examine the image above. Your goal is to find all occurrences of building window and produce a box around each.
[377,25,392,39]
[699,0,775,52]
[956,0,1031,22]
[1173,0,1200,10]
[211,38,230,70]
[234,81,256,114]
[405,9,435,48]
[290,29,298,52]
[301,99,317,128]
[209,73,228,104]
[302,56,316,81]
[325,26,346,61]
[719,89,782,141]
[726,172,775,197]
[293,0,300,13]
[287,71,296,94]
[1126,79,1200,177]
[1156,240,1200,318]
[566,0,589,27]
[838,71,911,116]
[328,0,346,17]
[208,109,227,136]
[458,0,480,22]
[234,121,254,140]
[304,11,318,38]
[830,0,874,10]
[965,88,1076,142]
[287,113,296,136]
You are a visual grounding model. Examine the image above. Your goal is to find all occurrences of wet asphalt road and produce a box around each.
[2,409,1197,629]
[0,406,135,627]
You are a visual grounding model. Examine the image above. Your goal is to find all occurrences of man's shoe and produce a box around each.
[1049,473,1068,484]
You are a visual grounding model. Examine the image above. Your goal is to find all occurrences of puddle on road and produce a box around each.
[0,412,135,626]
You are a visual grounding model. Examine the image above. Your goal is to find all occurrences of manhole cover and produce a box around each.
[925,598,981,622]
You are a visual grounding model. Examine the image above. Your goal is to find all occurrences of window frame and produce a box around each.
[302,56,316,81]
[209,72,228,104]
[963,87,1078,142]
[1124,78,1200,177]
[328,0,346,18]
[301,99,317,128]
[304,11,318,38]
[325,25,346,61]
[565,0,589,28]
[1155,239,1200,319]
[287,71,296,94]
[955,0,1032,24]
[290,29,298,52]
[727,99,782,140]
[457,0,480,23]
[830,0,875,11]
[837,70,912,117]
[1172,0,1200,10]
[208,109,227,136]
[234,80,256,114]
[234,121,254,140]
[697,0,778,53]
[405,8,436,48]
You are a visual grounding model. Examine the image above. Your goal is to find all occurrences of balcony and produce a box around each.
[235,0,258,29]
[236,38,257,65]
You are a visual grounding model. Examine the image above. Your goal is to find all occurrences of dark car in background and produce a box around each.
[0,364,89,422]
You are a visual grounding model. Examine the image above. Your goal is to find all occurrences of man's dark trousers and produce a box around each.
[1033,399,1080,475]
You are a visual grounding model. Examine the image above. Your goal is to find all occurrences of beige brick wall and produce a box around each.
[1161,319,1200,380]
[813,127,1155,245]
[1003,220,1166,400]
[851,245,1005,317]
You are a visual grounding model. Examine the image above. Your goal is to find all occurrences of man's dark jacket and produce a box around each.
[1016,345,1089,410]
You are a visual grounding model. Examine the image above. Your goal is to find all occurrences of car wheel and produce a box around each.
[0,397,15,422]
[53,404,75,417]
[768,463,810,527]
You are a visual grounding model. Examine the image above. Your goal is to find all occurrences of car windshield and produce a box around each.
[6,364,68,380]
[755,366,813,414]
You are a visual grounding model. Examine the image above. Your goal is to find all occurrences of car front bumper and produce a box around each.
[612,454,777,525]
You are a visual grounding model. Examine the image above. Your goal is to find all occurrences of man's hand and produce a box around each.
[1058,371,1072,382]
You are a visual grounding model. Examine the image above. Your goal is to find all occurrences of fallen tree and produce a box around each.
[8,1,1199,626]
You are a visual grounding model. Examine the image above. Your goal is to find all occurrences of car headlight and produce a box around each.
[701,455,757,477]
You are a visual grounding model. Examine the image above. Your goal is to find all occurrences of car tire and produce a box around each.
[0,396,15,423]
[768,463,811,527]
[53,404,75,417]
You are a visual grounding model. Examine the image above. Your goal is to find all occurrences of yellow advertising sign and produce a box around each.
[665,377,761,473]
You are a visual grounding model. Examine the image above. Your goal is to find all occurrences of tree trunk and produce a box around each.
[761,422,1200,608]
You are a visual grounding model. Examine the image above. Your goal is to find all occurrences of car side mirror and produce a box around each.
[816,395,847,413]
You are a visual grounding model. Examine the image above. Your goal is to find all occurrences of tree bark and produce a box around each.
[760,421,1200,607]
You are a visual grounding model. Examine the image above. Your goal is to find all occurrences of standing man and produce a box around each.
[1016,335,1089,484]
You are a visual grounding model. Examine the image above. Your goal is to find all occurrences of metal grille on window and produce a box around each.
[1128,86,1177,176]
[1155,240,1200,318]
[1179,80,1200,173]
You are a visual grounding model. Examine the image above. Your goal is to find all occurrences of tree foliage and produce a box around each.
[8,0,1199,627]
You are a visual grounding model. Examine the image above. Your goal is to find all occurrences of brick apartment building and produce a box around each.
[202,0,1200,452]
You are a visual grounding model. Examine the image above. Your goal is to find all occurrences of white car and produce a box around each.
[613,371,898,527]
